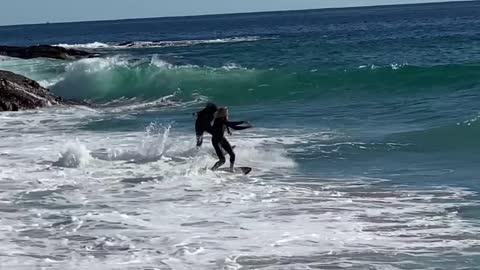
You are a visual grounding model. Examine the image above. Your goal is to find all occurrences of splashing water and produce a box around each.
[102,122,172,163]
[53,141,92,168]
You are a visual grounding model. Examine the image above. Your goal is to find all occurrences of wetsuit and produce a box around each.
[195,103,217,146]
[210,118,249,170]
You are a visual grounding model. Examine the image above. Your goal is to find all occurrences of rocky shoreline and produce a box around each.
[0,45,97,111]
[0,70,62,111]
[0,45,98,60]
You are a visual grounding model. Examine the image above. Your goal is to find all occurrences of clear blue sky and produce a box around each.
[0,0,463,26]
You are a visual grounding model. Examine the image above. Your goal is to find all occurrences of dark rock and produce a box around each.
[0,45,99,60]
[0,70,62,111]
[118,41,134,47]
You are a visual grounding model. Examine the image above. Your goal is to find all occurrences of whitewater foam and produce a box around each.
[53,141,92,168]
[1,109,479,269]
[65,56,128,73]
[55,42,111,49]
[149,55,173,69]
[105,94,209,113]
[55,36,266,50]
[101,122,171,162]
[38,77,65,88]
[358,63,408,70]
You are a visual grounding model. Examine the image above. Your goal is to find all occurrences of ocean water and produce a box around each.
[1,1,480,269]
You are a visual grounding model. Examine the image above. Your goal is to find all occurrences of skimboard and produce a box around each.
[216,167,252,175]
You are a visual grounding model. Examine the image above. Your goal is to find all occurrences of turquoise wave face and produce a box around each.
[5,55,475,104]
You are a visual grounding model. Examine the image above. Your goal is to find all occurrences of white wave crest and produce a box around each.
[358,63,409,70]
[55,36,267,50]
[65,56,129,73]
[54,42,110,49]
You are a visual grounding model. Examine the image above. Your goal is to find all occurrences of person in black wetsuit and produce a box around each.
[195,102,218,147]
[210,107,251,171]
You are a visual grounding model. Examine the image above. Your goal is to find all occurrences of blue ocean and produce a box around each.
[1,1,479,269]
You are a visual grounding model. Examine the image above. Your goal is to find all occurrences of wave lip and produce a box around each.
[54,36,266,50]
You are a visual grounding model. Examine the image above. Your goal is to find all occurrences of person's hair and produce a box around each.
[205,102,217,112]
[215,107,229,119]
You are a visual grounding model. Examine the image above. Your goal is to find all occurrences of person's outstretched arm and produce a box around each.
[226,121,251,130]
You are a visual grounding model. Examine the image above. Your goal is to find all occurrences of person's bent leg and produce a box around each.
[221,139,235,171]
[211,140,226,170]
[196,134,203,147]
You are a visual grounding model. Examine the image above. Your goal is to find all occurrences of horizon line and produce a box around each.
[0,0,475,27]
